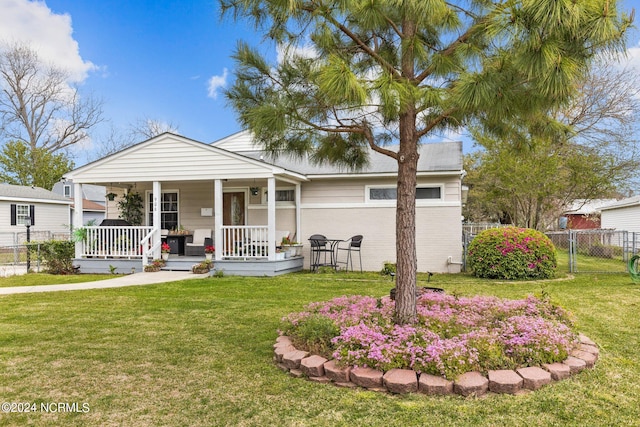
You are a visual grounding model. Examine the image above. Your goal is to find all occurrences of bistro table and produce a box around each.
[309,236,343,270]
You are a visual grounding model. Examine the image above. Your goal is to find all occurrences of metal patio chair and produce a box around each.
[336,235,363,272]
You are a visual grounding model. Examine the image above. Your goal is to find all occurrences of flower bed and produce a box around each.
[281,293,579,380]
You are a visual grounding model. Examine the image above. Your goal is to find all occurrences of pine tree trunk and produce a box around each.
[394,115,419,325]
[393,17,420,325]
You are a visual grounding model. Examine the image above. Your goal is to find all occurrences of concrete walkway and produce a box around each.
[0,271,205,295]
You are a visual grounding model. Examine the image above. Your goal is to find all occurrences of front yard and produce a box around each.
[0,271,638,426]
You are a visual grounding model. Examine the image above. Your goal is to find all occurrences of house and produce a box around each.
[600,196,640,233]
[561,199,617,229]
[63,132,464,275]
[0,183,72,247]
[51,180,106,226]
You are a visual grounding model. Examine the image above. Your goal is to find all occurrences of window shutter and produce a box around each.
[10,204,16,226]
[30,205,35,225]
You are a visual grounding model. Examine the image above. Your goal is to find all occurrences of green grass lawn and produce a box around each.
[0,273,115,288]
[0,271,638,426]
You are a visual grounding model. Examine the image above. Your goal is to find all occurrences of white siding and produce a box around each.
[601,205,640,233]
[69,135,280,183]
[299,204,461,273]
[0,201,70,235]
[213,130,258,152]
[297,176,462,273]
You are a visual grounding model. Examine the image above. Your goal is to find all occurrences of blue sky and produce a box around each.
[1,0,640,166]
[44,0,259,138]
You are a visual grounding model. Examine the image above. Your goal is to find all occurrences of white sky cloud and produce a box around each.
[0,0,96,82]
[622,41,640,70]
[276,43,318,64]
[207,68,228,99]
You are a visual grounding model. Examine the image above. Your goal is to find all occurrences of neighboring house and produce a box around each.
[600,196,640,233]
[64,132,464,274]
[0,183,72,246]
[52,180,106,226]
[561,199,617,229]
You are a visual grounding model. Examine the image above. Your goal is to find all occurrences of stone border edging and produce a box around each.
[273,333,599,396]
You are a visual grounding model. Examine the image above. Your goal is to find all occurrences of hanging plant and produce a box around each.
[117,191,144,225]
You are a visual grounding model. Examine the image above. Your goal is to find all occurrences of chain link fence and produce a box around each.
[0,231,70,274]
[461,223,506,272]
[462,226,637,274]
[546,229,637,274]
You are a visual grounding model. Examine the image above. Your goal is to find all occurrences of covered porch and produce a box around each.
[64,133,307,275]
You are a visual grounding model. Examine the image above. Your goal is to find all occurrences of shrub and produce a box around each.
[380,262,396,276]
[467,227,557,280]
[34,240,76,274]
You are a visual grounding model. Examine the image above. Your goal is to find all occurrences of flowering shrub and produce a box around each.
[467,227,557,280]
[281,293,577,380]
[161,242,171,253]
[205,245,215,254]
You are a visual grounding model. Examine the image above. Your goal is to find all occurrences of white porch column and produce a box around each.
[214,179,223,261]
[295,183,301,243]
[267,177,276,260]
[152,181,162,260]
[73,182,83,258]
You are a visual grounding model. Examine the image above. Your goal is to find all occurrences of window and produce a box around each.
[368,186,442,202]
[416,187,441,199]
[275,189,295,202]
[16,204,30,225]
[369,188,397,200]
[262,188,295,203]
[148,192,179,229]
[63,185,71,198]
[11,204,34,226]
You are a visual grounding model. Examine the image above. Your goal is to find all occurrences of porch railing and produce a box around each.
[221,225,269,259]
[81,226,154,259]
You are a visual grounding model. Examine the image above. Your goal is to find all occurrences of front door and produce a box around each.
[223,192,245,226]
[223,192,246,255]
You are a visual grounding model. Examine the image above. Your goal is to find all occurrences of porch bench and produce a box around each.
[185,229,213,256]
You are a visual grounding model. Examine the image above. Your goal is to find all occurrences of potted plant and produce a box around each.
[281,236,302,257]
[205,245,215,260]
[161,242,171,260]
[192,259,212,274]
[144,259,164,272]
[117,191,144,225]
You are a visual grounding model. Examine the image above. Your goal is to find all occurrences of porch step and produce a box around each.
[163,258,201,272]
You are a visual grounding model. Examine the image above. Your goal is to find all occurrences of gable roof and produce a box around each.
[0,184,71,205]
[213,132,463,177]
[564,199,618,215]
[66,133,307,183]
